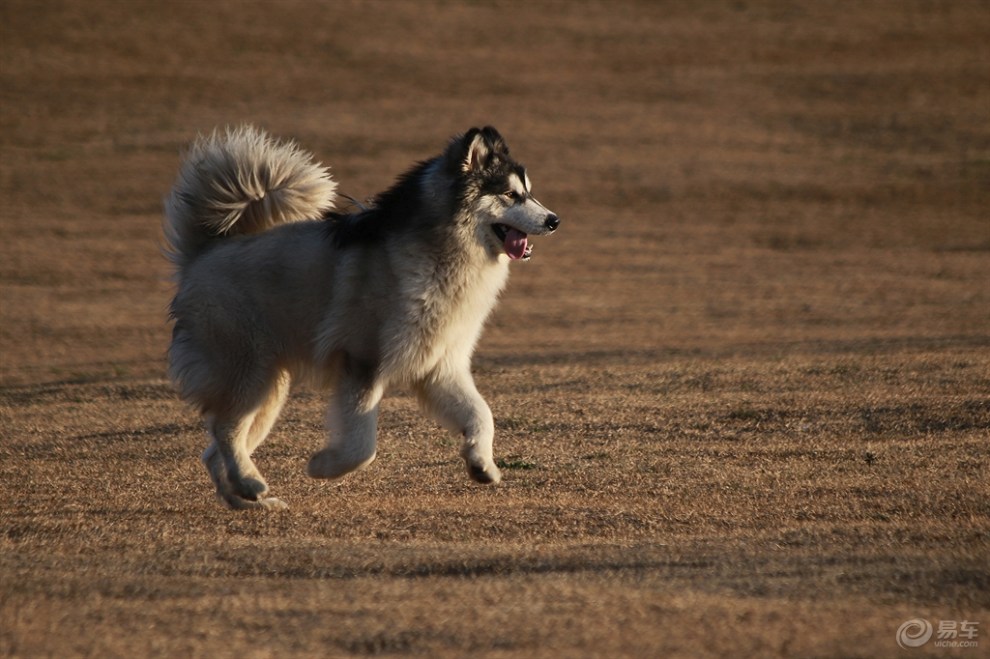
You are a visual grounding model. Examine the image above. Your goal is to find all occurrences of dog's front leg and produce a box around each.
[308,357,382,480]
[416,367,502,484]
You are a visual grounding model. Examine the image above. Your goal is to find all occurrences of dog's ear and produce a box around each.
[462,128,491,174]
[452,126,509,174]
[479,126,509,157]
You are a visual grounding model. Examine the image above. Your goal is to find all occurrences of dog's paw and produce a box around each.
[215,475,285,511]
[257,496,288,510]
[230,475,270,501]
[222,493,288,511]
[467,460,502,485]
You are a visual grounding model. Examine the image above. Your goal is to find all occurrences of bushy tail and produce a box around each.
[163,125,337,269]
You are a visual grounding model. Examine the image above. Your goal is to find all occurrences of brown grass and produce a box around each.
[2,1,988,656]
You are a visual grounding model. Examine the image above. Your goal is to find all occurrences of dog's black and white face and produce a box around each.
[449,127,559,261]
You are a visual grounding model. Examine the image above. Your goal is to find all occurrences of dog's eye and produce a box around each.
[503,191,521,203]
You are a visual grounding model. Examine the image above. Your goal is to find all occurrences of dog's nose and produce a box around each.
[544,214,559,232]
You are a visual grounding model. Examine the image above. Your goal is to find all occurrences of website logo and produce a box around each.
[897,618,980,650]
[897,619,934,649]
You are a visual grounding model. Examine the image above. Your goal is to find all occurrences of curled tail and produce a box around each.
[163,125,337,269]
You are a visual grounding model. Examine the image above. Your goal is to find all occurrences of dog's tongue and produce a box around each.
[504,228,528,260]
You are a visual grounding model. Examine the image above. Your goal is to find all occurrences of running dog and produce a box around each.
[164,126,559,509]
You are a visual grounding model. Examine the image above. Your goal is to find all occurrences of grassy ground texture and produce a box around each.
[2,1,988,656]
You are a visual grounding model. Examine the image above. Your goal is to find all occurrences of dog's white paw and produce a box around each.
[466,460,502,484]
[220,492,288,511]
[257,496,288,510]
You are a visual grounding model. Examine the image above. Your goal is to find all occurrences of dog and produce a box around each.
[164,125,559,509]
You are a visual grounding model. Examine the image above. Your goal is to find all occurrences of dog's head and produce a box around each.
[445,127,559,261]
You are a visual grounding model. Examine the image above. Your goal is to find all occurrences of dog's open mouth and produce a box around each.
[492,224,532,260]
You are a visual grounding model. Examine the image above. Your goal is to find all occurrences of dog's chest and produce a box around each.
[387,258,509,377]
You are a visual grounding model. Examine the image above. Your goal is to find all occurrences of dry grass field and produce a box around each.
[2,1,988,656]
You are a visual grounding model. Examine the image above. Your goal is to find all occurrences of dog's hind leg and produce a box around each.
[204,377,289,510]
[246,370,291,456]
[415,366,502,485]
[201,439,227,498]
[225,370,292,509]
[202,439,284,510]
[307,357,381,480]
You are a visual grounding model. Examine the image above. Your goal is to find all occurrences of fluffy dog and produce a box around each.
[164,126,559,509]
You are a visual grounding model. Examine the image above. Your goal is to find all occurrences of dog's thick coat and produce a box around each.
[165,126,558,509]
